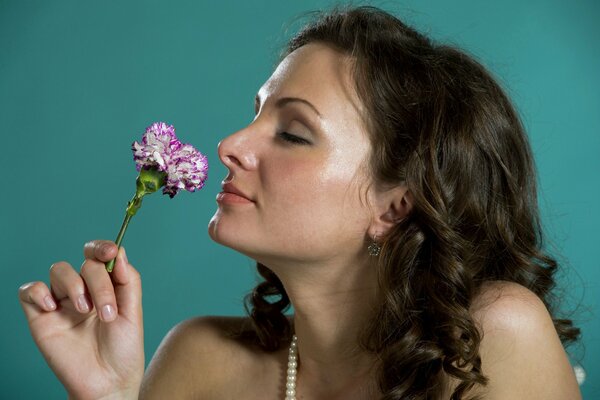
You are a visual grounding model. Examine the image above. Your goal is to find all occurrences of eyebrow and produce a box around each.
[255,94,323,118]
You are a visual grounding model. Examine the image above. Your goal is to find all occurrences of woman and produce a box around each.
[18,6,581,400]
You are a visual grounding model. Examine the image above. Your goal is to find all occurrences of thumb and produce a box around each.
[111,247,142,323]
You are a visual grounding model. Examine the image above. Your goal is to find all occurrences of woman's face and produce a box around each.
[208,43,376,267]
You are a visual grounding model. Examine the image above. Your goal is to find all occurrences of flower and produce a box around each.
[105,122,208,272]
[132,122,208,198]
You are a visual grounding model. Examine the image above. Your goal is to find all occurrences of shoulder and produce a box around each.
[471,280,553,332]
[139,316,265,400]
[464,280,581,399]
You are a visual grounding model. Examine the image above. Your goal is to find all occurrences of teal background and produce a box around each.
[1,0,598,398]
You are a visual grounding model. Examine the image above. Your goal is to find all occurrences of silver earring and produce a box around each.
[368,235,381,256]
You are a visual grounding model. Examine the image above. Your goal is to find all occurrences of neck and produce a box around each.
[271,252,382,397]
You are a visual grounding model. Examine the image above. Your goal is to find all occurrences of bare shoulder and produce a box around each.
[139,315,270,400]
[463,280,581,399]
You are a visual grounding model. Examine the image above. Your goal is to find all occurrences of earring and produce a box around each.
[368,234,381,257]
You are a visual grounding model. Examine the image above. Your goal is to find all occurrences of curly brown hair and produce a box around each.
[239,5,581,399]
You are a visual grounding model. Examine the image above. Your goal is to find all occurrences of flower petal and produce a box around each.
[132,122,208,197]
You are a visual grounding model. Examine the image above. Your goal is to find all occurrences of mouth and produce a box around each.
[217,181,255,204]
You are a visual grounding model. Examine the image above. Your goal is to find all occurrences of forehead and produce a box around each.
[257,43,363,122]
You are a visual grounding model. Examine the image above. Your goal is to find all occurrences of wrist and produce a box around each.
[68,388,139,400]
[98,390,139,400]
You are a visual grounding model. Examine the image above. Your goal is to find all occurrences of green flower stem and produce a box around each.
[104,168,167,273]
[105,193,144,272]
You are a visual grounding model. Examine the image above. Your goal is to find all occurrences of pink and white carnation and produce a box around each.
[104,121,208,272]
[132,122,208,198]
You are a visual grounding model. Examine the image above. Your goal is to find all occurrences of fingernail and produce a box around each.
[101,304,116,322]
[102,243,114,256]
[120,247,128,265]
[77,294,90,313]
[44,295,56,311]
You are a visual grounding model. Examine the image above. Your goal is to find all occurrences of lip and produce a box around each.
[217,182,254,204]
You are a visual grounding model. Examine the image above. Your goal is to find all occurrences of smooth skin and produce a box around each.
[19,43,582,399]
[19,244,143,400]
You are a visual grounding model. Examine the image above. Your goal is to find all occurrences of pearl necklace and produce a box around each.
[285,335,298,400]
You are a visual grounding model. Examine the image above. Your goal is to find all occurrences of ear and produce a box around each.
[367,185,413,239]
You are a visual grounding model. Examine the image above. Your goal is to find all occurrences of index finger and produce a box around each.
[83,240,118,262]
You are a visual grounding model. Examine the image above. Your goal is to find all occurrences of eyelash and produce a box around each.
[277,132,310,145]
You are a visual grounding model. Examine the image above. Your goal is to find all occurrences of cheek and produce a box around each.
[264,157,325,215]
[261,154,370,247]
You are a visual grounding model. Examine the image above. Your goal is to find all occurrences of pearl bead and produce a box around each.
[284,334,298,400]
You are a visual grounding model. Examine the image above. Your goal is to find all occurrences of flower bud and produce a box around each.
[136,167,167,196]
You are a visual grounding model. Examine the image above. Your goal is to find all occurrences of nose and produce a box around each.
[217,126,259,172]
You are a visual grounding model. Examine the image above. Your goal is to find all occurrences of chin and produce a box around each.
[208,215,257,258]
[207,215,231,247]
[208,224,287,271]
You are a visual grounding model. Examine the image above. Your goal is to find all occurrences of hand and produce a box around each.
[18,241,144,400]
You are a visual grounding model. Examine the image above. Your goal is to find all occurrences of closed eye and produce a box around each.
[277,132,311,145]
